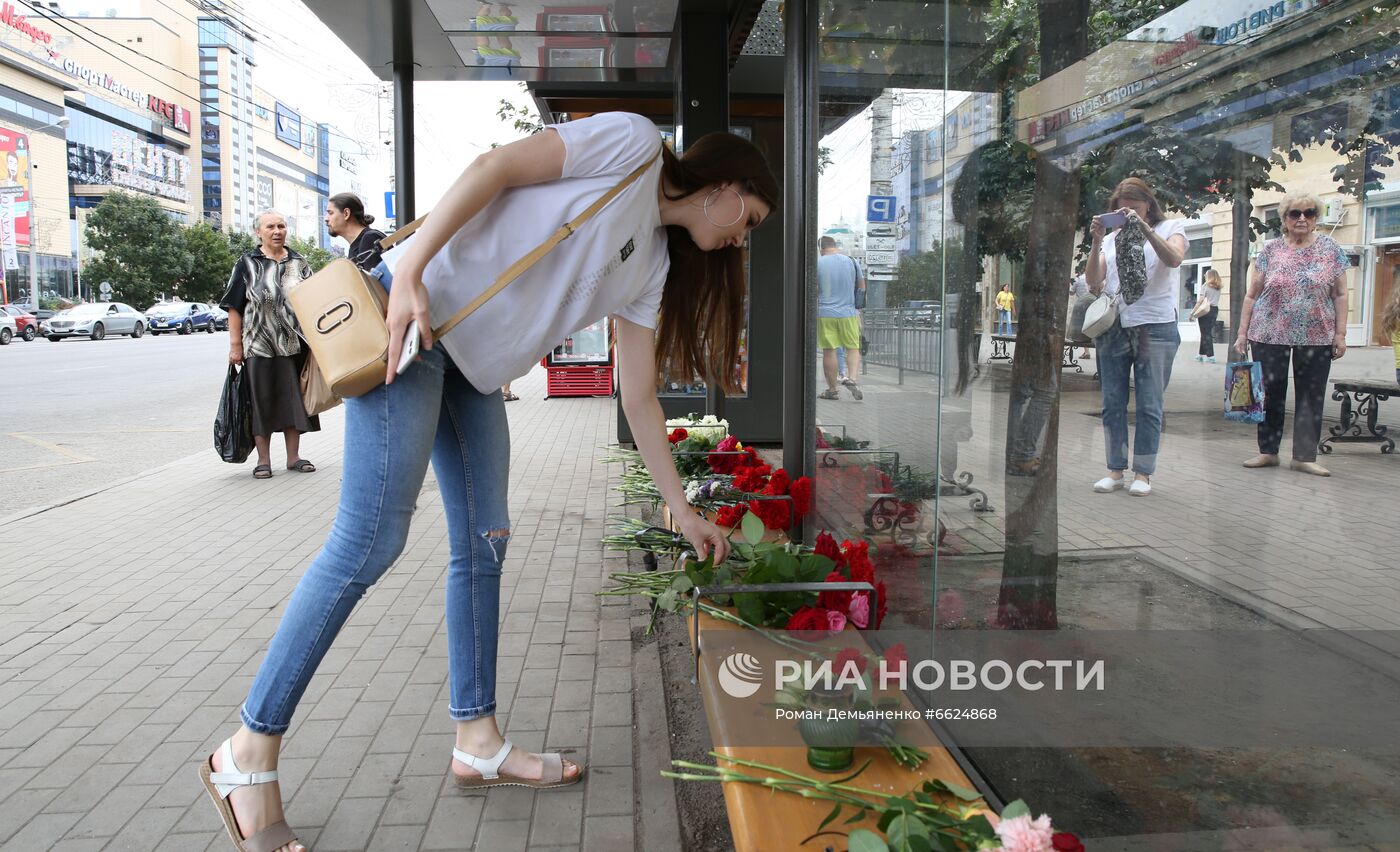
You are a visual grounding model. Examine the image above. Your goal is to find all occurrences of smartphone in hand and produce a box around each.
[396,320,421,376]
[1098,211,1128,229]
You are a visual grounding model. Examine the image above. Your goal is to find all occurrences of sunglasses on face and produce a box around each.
[1286,208,1318,220]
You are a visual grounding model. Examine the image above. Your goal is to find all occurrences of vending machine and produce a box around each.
[542,318,615,398]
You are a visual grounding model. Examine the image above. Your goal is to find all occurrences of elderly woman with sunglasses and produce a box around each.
[1235,193,1350,476]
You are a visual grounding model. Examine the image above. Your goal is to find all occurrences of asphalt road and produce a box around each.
[0,328,239,516]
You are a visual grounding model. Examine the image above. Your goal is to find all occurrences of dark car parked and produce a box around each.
[0,304,40,341]
[145,301,218,335]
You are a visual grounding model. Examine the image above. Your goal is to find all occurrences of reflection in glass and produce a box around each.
[813,0,1400,842]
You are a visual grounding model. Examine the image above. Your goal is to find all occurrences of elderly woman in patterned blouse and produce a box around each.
[221,211,319,479]
[1235,192,1350,476]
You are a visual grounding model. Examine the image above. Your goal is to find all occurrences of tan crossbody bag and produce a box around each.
[290,148,660,415]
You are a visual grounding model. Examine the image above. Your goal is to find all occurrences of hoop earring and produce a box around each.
[703,187,745,228]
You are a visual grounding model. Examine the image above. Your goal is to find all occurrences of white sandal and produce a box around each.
[198,740,301,852]
[451,739,583,790]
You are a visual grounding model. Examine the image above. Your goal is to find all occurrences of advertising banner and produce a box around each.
[0,125,31,254]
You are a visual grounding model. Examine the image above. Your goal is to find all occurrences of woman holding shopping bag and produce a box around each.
[198,112,777,852]
[1235,193,1349,476]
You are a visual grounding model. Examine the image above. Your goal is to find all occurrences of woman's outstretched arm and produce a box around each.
[615,316,731,565]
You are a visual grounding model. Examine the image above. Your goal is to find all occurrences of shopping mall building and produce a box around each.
[0,1,369,305]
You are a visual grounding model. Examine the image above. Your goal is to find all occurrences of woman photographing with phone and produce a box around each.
[1085,177,1187,497]
[198,112,777,852]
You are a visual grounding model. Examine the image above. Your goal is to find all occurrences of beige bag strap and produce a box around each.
[427,146,663,339]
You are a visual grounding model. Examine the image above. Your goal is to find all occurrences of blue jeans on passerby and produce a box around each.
[998,309,1013,336]
[241,270,511,735]
[836,347,847,377]
[1096,320,1179,477]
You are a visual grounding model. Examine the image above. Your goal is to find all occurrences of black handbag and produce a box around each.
[214,364,253,464]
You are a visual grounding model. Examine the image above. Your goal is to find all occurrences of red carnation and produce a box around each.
[714,505,746,527]
[742,446,763,467]
[750,498,791,530]
[834,646,868,676]
[1052,834,1085,852]
[668,428,688,444]
[879,643,908,689]
[815,429,831,449]
[818,570,853,612]
[764,468,791,495]
[733,466,771,494]
[789,476,813,519]
[845,543,876,585]
[785,606,832,632]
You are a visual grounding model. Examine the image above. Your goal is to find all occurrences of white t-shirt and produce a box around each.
[1100,218,1187,327]
[383,112,667,392]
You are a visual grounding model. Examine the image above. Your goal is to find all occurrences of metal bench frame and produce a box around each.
[1319,381,1395,455]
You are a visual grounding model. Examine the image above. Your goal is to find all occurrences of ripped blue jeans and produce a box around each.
[241,343,510,733]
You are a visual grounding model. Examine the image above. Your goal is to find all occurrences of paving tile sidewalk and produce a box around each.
[0,366,670,851]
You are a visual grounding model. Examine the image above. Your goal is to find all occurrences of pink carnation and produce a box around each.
[848,594,870,629]
[825,610,848,632]
[993,814,1056,852]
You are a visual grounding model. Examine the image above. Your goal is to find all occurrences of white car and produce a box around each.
[42,302,147,341]
[0,312,14,345]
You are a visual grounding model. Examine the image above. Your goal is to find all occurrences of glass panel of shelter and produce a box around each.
[812,0,1400,843]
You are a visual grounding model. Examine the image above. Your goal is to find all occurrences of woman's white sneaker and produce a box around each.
[1093,476,1125,493]
[1128,479,1152,496]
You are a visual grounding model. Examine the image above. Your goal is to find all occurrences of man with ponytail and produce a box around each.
[324,192,388,271]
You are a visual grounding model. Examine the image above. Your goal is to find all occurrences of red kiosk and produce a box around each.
[541,318,615,398]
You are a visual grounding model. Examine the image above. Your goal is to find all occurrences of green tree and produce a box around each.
[227,230,256,258]
[287,235,334,272]
[82,192,193,308]
[177,222,236,303]
[888,241,964,307]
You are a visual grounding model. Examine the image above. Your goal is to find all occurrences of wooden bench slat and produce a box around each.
[690,608,988,851]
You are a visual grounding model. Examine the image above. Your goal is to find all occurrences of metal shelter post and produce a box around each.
[782,0,818,526]
[673,2,730,419]
[392,0,415,224]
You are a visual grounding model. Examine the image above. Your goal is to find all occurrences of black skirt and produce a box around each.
[245,354,320,436]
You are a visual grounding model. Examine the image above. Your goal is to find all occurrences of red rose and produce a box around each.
[668,428,688,444]
[764,468,791,496]
[785,606,832,632]
[790,476,814,519]
[750,498,791,530]
[1052,833,1084,852]
[708,436,745,474]
[814,531,843,564]
[714,505,746,527]
[818,570,853,612]
[834,646,868,676]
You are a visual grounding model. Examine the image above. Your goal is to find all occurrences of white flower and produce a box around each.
[685,480,705,502]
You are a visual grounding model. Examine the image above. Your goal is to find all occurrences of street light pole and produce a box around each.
[26,117,69,313]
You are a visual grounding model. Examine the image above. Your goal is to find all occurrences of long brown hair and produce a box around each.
[654,133,778,394]
[1381,283,1400,338]
[1109,177,1165,226]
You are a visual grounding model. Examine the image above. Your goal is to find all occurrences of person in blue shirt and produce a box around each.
[817,236,865,400]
